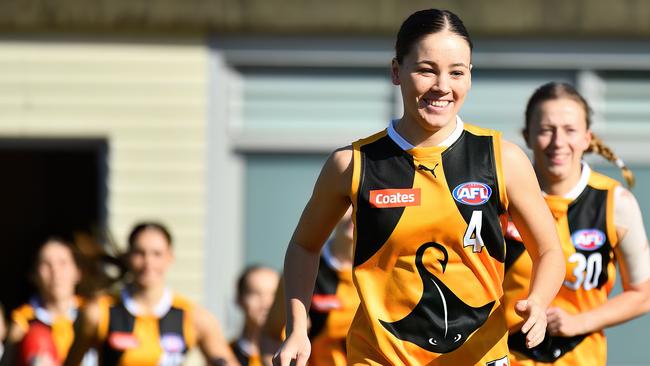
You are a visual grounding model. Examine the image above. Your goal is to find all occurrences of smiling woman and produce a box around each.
[502,82,650,366]
[63,222,241,366]
[273,9,566,366]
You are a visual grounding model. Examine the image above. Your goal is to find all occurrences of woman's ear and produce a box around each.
[391,58,401,86]
[585,129,593,149]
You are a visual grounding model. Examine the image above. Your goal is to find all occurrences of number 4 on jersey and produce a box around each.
[464,210,485,253]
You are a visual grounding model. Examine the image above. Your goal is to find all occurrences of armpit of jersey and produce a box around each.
[614,186,650,285]
[379,242,495,353]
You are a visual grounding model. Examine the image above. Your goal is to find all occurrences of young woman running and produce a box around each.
[503,82,650,365]
[274,9,565,366]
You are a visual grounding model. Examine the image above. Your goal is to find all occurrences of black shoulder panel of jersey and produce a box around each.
[441,130,506,262]
[230,341,250,366]
[509,330,588,362]
[568,186,612,289]
[309,256,340,339]
[355,135,416,267]
[504,238,526,273]
[103,302,136,366]
[159,307,188,353]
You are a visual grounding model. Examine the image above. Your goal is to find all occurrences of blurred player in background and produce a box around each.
[1,237,95,366]
[261,207,357,366]
[230,266,279,366]
[64,222,240,366]
[503,82,650,365]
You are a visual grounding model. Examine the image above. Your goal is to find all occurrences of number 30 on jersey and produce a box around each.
[563,252,603,291]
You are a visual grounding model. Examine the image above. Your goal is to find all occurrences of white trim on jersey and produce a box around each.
[122,287,173,318]
[387,116,465,151]
[543,161,591,200]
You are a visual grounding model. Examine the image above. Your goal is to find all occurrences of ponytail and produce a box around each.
[588,134,635,188]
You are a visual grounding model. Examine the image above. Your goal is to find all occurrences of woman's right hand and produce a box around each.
[272,331,311,366]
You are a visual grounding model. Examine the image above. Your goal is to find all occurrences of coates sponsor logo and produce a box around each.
[571,229,606,251]
[452,182,492,205]
[108,332,139,350]
[311,294,342,313]
[160,333,186,353]
[369,188,421,208]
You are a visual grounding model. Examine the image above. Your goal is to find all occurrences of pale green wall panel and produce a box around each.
[462,69,575,143]
[244,153,328,269]
[238,67,392,132]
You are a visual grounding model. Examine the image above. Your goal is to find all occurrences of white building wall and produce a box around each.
[0,38,209,302]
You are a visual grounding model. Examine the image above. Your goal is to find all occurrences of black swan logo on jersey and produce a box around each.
[379,242,495,353]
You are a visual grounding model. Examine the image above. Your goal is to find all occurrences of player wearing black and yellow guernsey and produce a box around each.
[64,222,240,366]
[230,265,279,366]
[503,82,650,366]
[261,208,358,366]
[273,9,566,366]
[4,237,95,366]
[92,288,196,366]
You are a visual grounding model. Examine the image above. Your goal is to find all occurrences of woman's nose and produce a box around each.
[431,74,451,93]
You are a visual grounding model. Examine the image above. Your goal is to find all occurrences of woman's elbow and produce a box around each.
[641,288,650,314]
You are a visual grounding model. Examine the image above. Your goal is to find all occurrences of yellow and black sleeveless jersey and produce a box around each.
[96,288,197,366]
[230,338,262,366]
[12,296,82,363]
[348,119,510,366]
[503,164,619,366]
[307,247,359,366]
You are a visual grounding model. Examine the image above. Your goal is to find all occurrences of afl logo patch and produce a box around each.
[452,182,492,205]
[572,229,606,251]
[160,333,185,353]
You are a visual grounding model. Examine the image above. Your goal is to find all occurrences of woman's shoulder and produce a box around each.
[462,122,502,138]
[170,292,195,311]
[352,128,389,148]
[588,169,621,191]
[11,302,35,330]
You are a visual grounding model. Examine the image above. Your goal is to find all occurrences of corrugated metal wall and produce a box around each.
[0,39,209,302]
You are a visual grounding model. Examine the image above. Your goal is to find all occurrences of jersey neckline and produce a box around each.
[29,295,79,325]
[121,287,173,318]
[543,162,591,201]
[387,116,464,158]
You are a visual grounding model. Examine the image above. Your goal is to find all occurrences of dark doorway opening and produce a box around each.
[0,138,108,313]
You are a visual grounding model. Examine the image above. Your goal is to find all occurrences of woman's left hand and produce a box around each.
[546,307,586,337]
[516,298,547,348]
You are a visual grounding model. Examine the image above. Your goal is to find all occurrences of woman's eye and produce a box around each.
[451,71,464,77]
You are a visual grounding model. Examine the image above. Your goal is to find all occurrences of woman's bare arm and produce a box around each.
[502,140,566,348]
[193,304,241,366]
[275,147,352,366]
